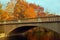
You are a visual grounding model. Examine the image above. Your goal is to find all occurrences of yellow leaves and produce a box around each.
[1,11,16,21]
[6,1,15,13]
[6,16,15,20]
[1,11,10,20]
[0,0,16,21]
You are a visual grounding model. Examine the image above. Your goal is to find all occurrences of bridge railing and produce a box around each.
[0,16,60,24]
[38,16,60,22]
[19,16,60,22]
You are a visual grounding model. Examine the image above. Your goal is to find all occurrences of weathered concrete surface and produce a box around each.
[2,21,60,35]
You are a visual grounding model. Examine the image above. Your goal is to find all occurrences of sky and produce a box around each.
[0,0,60,15]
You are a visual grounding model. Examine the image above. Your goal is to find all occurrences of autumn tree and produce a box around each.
[0,8,12,21]
[0,3,9,21]
[24,7,36,18]
[14,0,27,19]
[6,0,15,14]
[0,0,16,21]
[0,1,15,21]
[14,0,37,19]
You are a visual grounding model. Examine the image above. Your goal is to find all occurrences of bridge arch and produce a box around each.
[8,26,38,35]
[7,25,60,40]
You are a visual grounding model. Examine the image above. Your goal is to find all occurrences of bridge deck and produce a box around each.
[0,16,60,24]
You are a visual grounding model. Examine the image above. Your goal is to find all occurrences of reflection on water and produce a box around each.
[6,26,60,40]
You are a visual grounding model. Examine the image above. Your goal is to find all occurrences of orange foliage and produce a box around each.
[0,0,45,21]
[1,11,10,20]
[24,7,36,18]
[0,0,16,21]
[7,16,15,20]
[38,13,46,17]
[14,0,37,19]
[1,10,15,21]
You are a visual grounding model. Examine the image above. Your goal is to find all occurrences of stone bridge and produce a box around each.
[0,16,60,36]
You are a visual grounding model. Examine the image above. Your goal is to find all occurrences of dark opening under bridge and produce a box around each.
[0,16,60,36]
